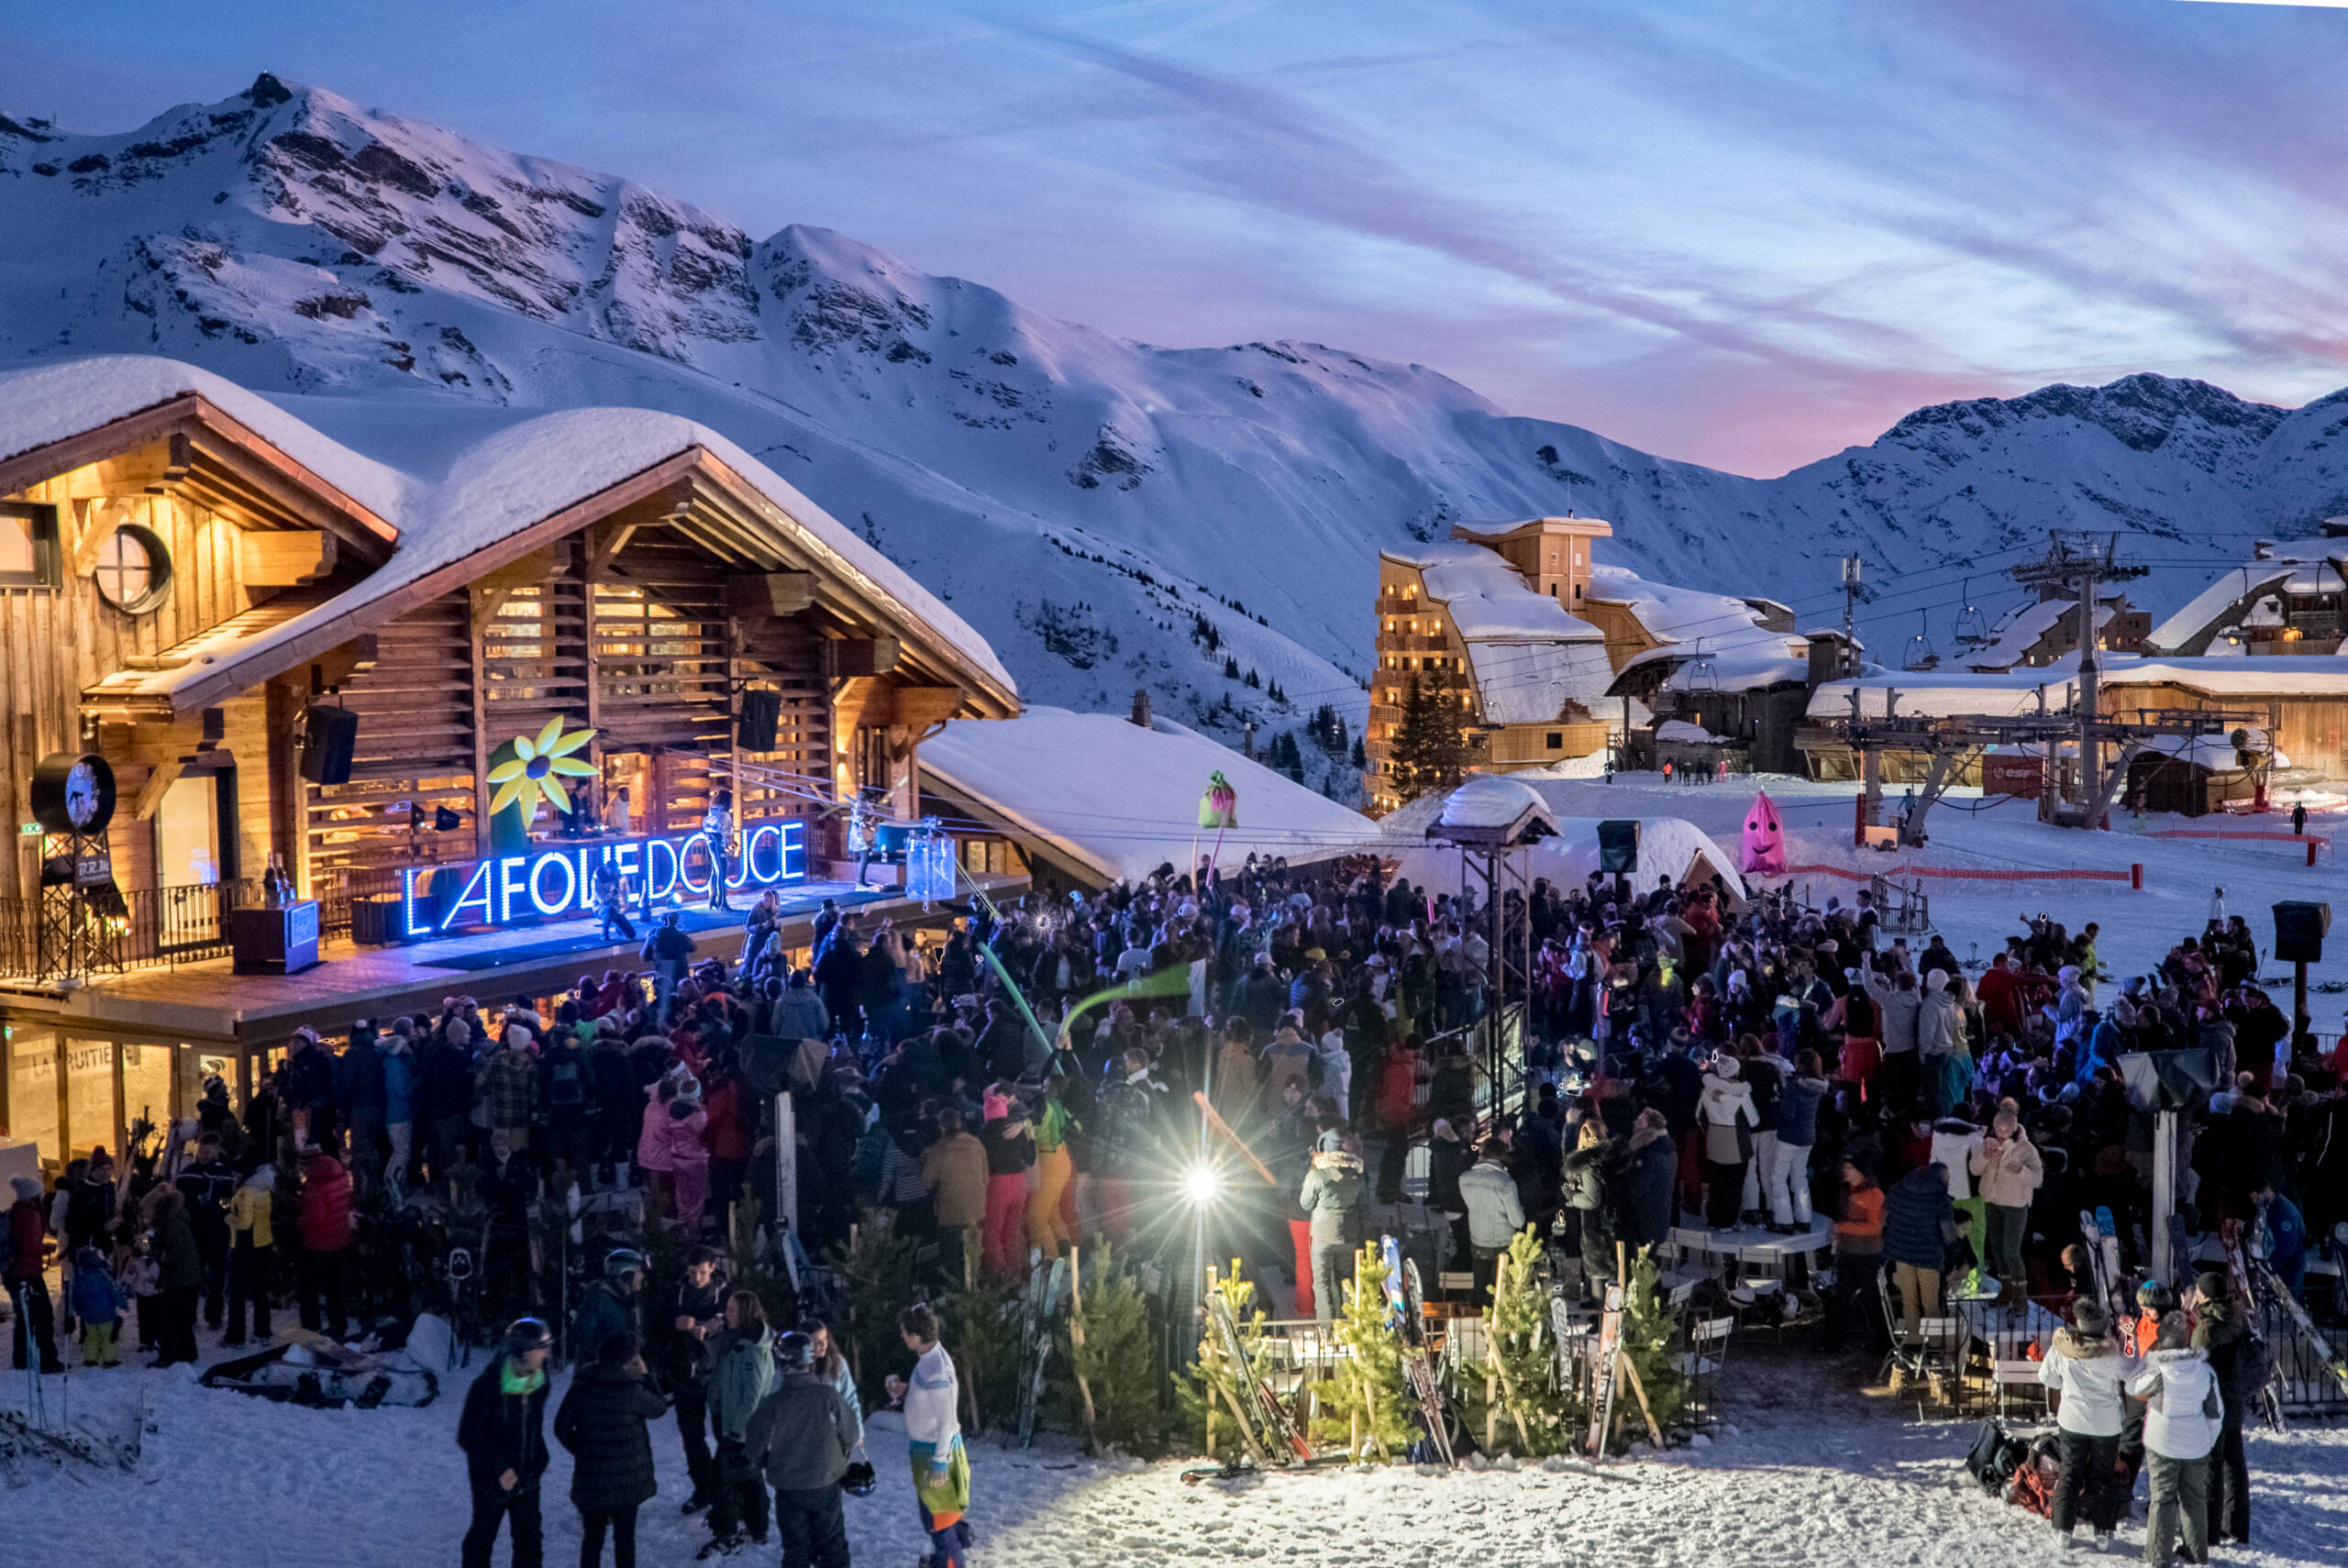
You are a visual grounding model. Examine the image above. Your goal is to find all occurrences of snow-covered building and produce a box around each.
[1365,515,1793,812]
[2145,528,2348,657]
[918,705,1378,890]
[1378,778,1746,901]
[1961,591,2148,672]
[0,355,1022,1168]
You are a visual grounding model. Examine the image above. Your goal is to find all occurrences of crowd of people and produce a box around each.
[9,845,2346,1567]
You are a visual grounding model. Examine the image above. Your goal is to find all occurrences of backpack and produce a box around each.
[548,1056,584,1109]
[1965,1419,2030,1497]
[2006,1433,2063,1518]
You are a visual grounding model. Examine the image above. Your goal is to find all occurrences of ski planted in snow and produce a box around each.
[1381,1235,1455,1465]
[2217,1221,2288,1432]
[2095,1205,2124,1311]
[1586,1283,1627,1458]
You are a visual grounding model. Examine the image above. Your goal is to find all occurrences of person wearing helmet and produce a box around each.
[570,1249,646,1368]
[457,1318,554,1568]
[746,1329,857,1568]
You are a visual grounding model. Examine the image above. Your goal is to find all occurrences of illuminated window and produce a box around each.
[93,523,172,613]
[0,502,60,590]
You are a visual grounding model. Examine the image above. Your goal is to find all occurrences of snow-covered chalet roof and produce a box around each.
[1963,599,2112,672]
[1385,541,1603,641]
[1585,563,1771,650]
[917,706,1377,886]
[0,355,1017,712]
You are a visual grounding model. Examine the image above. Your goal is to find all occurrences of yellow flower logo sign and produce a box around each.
[486,716,598,819]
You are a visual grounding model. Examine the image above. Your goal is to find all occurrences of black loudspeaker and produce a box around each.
[738,689,782,753]
[1596,818,1640,874]
[2116,1048,2221,1114]
[300,704,360,785]
[2273,900,2331,964]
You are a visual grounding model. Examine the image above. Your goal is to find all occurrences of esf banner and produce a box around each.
[399,822,805,939]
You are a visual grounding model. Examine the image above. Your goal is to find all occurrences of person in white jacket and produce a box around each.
[885,1302,969,1568]
[2038,1301,2133,1549]
[1457,1143,1525,1293]
[1928,1115,1984,1201]
[1970,1111,2043,1298]
[2127,1318,2223,1568]
[1862,964,1922,1112]
[1696,1059,1756,1232]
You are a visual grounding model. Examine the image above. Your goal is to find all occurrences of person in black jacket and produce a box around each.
[172,1132,238,1331]
[1619,1109,1678,1254]
[745,1331,857,1568]
[2191,1270,2255,1546]
[458,1317,555,1568]
[666,1246,729,1514]
[555,1330,670,1568]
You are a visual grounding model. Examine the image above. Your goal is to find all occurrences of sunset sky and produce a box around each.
[10,0,2348,475]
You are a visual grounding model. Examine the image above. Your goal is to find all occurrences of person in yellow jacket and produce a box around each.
[223,1161,276,1346]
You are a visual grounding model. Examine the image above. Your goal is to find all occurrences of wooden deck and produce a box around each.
[6,871,1027,1047]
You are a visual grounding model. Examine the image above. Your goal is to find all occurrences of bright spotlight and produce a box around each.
[1182,1165,1221,1205]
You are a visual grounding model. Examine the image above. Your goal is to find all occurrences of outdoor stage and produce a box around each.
[0,869,1027,1055]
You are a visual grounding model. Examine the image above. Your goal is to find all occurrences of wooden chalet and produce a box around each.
[0,358,1020,1173]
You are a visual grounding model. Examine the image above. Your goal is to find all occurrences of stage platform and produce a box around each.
[0,871,1027,1049]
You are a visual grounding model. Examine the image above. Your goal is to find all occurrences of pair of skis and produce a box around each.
[2217,1220,2289,1432]
[1381,1235,1455,1466]
[1013,1250,1069,1447]
[2077,1206,2124,1316]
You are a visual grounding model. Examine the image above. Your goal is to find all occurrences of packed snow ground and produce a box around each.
[6,1335,2344,1567]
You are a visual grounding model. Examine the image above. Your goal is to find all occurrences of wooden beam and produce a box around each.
[886,685,966,730]
[238,529,338,586]
[726,571,816,621]
[134,757,185,821]
[823,637,901,679]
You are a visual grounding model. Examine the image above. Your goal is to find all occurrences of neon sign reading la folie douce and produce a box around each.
[398,823,805,939]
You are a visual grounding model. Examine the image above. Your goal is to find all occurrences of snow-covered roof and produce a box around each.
[1647,650,1811,693]
[2135,734,2293,771]
[1432,775,1556,837]
[917,706,1377,885]
[2099,657,2348,697]
[1656,719,1729,744]
[1468,639,1623,725]
[1385,541,1603,641]
[0,355,1016,709]
[1586,564,1770,650]
[1806,662,2079,719]
[1963,599,2110,672]
[2147,563,2294,653]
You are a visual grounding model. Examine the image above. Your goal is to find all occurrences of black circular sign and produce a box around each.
[31,751,116,834]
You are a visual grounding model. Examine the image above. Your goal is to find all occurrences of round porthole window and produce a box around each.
[94,524,172,613]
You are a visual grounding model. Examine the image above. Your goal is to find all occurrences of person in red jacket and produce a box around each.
[1977,952,2024,1038]
[295,1132,356,1341]
[700,1054,754,1233]
[6,1175,62,1374]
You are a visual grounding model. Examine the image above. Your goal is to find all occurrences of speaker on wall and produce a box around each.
[1596,818,1640,874]
[737,689,782,753]
[300,704,360,785]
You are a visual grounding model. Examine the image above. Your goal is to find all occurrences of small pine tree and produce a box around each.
[1312,1246,1417,1461]
[1480,1228,1572,1455]
[1223,654,1240,679]
[1060,1242,1165,1458]
[1245,668,1262,689]
[938,1270,1024,1438]
[825,1215,924,1406]
[1350,735,1366,769]
[1618,1247,1687,1436]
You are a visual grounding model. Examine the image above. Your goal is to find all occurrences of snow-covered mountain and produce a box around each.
[6,73,2348,792]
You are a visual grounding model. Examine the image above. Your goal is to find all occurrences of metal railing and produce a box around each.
[0,878,260,979]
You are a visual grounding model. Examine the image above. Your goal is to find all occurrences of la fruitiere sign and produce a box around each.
[398,821,806,940]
